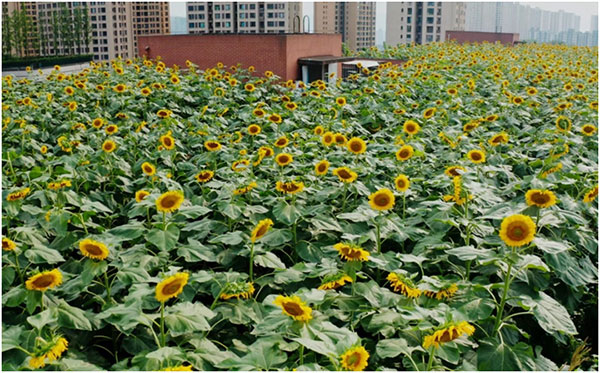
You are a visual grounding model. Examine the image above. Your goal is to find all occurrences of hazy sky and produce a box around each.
[170,2,599,34]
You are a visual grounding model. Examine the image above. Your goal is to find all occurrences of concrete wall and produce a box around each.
[446,31,519,44]
[138,33,342,80]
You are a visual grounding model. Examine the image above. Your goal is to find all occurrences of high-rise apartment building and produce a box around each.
[386,2,465,46]
[2,2,169,61]
[186,2,303,34]
[314,2,376,51]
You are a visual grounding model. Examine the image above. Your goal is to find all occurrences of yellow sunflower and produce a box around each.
[347,137,366,154]
[444,165,466,178]
[276,181,304,194]
[424,284,459,300]
[155,272,189,302]
[141,162,156,176]
[336,97,347,106]
[555,116,572,132]
[423,321,475,349]
[268,113,282,124]
[135,190,150,203]
[79,238,109,260]
[248,124,261,136]
[334,133,348,146]
[26,269,63,291]
[525,189,557,208]
[2,237,16,251]
[488,133,509,146]
[467,149,486,164]
[322,131,335,146]
[499,214,536,247]
[105,124,118,135]
[315,160,330,176]
[581,124,597,136]
[387,272,421,298]
[275,153,293,166]
[273,295,312,322]
[274,136,289,148]
[314,125,324,135]
[394,174,410,192]
[423,107,436,119]
[156,190,185,213]
[396,145,414,161]
[583,186,599,203]
[204,140,222,151]
[250,218,274,242]
[512,96,524,105]
[340,346,369,371]
[403,120,420,135]
[369,188,395,211]
[252,108,265,117]
[196,170,214,183]
[163,365,193,371]
[157,109,172,118]
[318,273,353,290]
[220,281,255,300]
[160,133,176,150]
[29,336,69,369]
[333,167,358,183]
[334,242,370,262]
[102,139,117,153]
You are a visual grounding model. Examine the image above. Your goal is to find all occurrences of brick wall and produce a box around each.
[138,34,342,80]
[445,31,519,45]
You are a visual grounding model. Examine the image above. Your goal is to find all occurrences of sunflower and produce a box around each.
[488,132,509,146]
[463,120,479,132]
[274,136,289,148]
[252,108,265,117]
[396,145,414,161]
[526,87,538,95]
[105,124,118,135]
[403,120,420,135]
[512,96,524,104]
[68,101,77,111]
[275,153,293,166]
[26,269,63,291]
[6,187,31,202]
[268,113,282,124]
[247,124,261,135]
[2,237,16,251]
[102,139,116,153]
[156,190,185,213]
[163,365,192,371]
[424,284,459,300]
[336,96,347,106]
[334,242,370,262]
[113,83,127,93]
[444,165,466,178]
[581,124,597,136]
[285,102,298,111]
[135,190,150,203]
[276,180,304,194]
[333,167,358,183]
[314,125,324,135]
[29,336,69,369]
[204,140,222,151]
[79,238,109,260]
[423,107,436,119]
[160,133,176,150]
[340,346,369,371]
[220,281,255,300]
[525,189,557,208]
[394,174,410,192]
[64,86,74,95]
[447,87,458,95]
[233,182,258,195]
[347,137,366,154]
[141,87,152,96]
[387,272,421,298]
[555,116,572,132]
[155,272,189,302]
[273,295,312,322]
[250,218,274,242]
[333,133,348,146]
[369,188,395,211]
[141,162,156,176]
[196,170,214,183]
[321,131,335,146]
[422,321,475,349]
[583,186,599,203]
[315,160,330,176]
[467,149,485,164]
[258,146,274,157]
[318,273,353,290]
[499,214,536,247]
[157,109,172,118]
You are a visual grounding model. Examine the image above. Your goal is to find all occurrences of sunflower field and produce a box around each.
[2,42,598,371]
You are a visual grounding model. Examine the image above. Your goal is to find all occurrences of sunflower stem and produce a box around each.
[162,211,167,231]
[402,193,406,220]
[535,207,541,232]
[249,241,255,282]
[6,152,17,183]
[40,291,45,313]
[160,301,166,347]
[426,347,435,371]
[376,212,382,254]
[341,183,348,211]
[493,250,515,336]
[299,344,304,365]
[13,251,23,284]
[78,213,88,234]
[104,271,112,304]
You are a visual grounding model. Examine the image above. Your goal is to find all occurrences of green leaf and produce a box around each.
[177,205,211,219]
[446,246,494,261]
[2,325,23,352]
[177,239,217,263]
[146,346,185,362]
[273,201,299,225]
[453,297,496,321]
[376,338,422,359]
[533,237,568,254]
[59,358,104,371]
[218,337,288,370]
[2,267,15,288]
[218,201,243,220]
[24,246,65,264]
[165,302,215,335]
[56,300,94,330]
[260,229,292,246]
[519,292,577,335]
[2,286,27,307]
[291,337,336,357]
[254,252,286,270]
[477,339,522,371]
[147,225,180,251]
[209,231,244,246]
[108,223,147,242]
[27,309,57,330]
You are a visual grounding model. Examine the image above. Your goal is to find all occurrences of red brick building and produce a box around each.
[445,31,520,45]
[138,33,343,80]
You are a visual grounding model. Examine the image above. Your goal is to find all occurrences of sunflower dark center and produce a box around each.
[144,166,153,173]
[338,170,351,179]
[161,197,177,208]
[531,193,549,204]
[32,275,54,288]
[255,225,269,238]
[279,156,289,163]
[397,180,406,188]
[471,152,482,160]
[400,150,409,158]
[282,301,304,316]
[375,194,390,206]
[351,142,362,151]
[162,280,182,295]
[407,124,415,132]
[318,164,326,172]
[507,223,527,240]
[85,244,103,256]
[584,126,594,133]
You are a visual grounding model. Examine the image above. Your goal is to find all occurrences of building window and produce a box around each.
[407,8,412,15]
[427,26,433,33]
[214,5,220,10]
[427,7,434,15]
[427,17,434,24]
